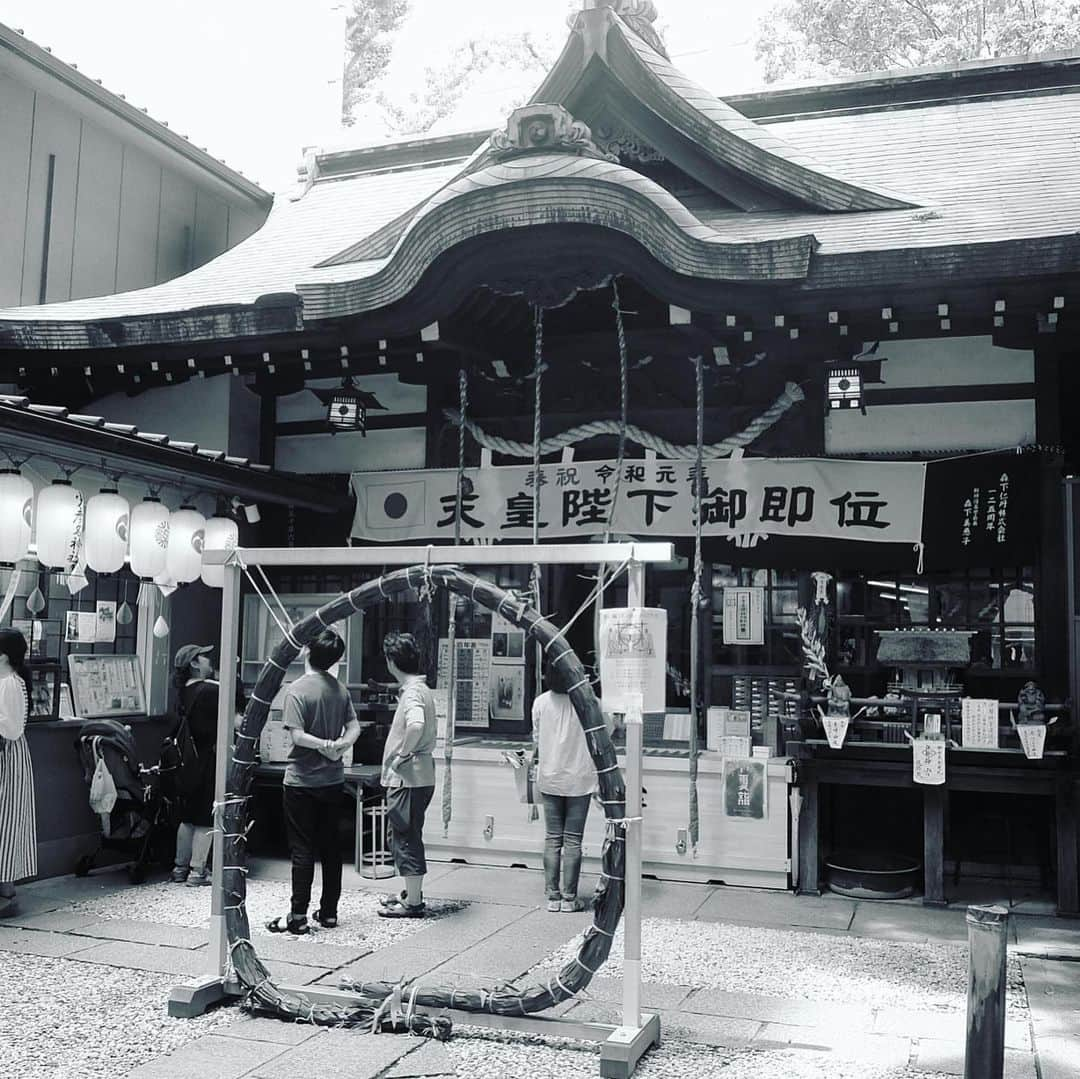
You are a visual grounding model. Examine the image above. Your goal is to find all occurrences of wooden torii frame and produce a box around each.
[170,542,673,1079]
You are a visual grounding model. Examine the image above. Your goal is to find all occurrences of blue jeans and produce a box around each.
[541,793,591,900]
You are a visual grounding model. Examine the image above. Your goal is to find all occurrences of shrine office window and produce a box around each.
[835,568,1036,674]
[711,567,802,669]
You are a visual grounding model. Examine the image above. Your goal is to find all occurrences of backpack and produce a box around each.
[160,717,201,802]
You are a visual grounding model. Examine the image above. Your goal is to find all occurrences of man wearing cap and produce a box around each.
[169,644,220,885]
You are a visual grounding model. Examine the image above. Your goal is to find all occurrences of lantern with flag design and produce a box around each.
[0,470,34,565]
[84,488,130,574]
[129,498,170,580]
[36,481,84,571]
[201,515,239,588]
[310,378,386,436]
[166,505,206,584]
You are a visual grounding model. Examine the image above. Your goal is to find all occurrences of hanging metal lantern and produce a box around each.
[129,498,170,580]
[0,470,34,565]
[310,377,386,436]
[166,505,206,584]
[201,515,239,589]
[84,488,130,574]
[36,481,84,571]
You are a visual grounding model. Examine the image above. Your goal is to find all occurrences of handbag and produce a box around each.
[503,749,539,805]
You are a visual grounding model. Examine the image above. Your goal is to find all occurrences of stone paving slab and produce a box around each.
[248,1027,416,1078]
[422,865,545,905]
[69,939,219,976]
[74,918,210,949]
[655,1009,759,1047]
[1,908,100,932]
[681,987,874,1031]
[247,934,372,969]
[1013,918,1080,959]
[321,945,441,986]
[639,879,712,919]
[124,1033,285,1079]
[1035,1033,1080,1079]
[401,902,530,952]
[573,975,693,1010]
[214,1016,322,1046]
[848,903,970,944]
[695,888,856,931]
[911,1037,1038,1077]
[384,1040,458,1076]
[873,1006,1031,1050]
[0,925,99,957]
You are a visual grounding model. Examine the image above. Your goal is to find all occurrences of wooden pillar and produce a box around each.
[1055,775,1079,916]
[923,785,947,907]
[798,769,821,894]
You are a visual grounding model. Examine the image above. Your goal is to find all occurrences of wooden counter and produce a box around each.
[422,742,792,889]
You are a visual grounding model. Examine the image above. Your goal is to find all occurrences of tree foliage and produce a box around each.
[341,0,411,125]
[756,0,1080,83]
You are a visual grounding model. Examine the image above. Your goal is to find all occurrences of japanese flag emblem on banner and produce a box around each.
[358,478,428,531]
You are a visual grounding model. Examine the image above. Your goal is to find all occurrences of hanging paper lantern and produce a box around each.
[0,470,34,565]
[200,516,239,588]
[153,614,170,639]
[26,585,46,616]
[166,505,206,584]
[36,481,85,571]
[129,498,170,580]
[84,488,130,574]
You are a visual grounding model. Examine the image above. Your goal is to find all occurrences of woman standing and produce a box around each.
[0,628,36,917]
[532,660,599,913]
[169,644,219,886]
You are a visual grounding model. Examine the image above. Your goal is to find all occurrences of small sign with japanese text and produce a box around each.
[722,758,768,820]
[722,587,765,645]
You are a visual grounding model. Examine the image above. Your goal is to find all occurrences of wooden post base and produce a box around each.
[167,975,240,1018]
[599,1013,662,1078]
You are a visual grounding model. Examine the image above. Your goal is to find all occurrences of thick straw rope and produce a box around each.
[444,382,805,460]
[225,567,628,1033]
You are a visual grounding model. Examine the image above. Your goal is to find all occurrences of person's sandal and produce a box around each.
[266,914,309,935]
[379,892,425,911]
[377,902,425,919]
[311,909,338,929]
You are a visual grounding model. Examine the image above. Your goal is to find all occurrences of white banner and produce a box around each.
[351,457,927,545]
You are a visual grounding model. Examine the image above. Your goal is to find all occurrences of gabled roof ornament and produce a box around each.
[489,104,618,163]
[582,0,668,60]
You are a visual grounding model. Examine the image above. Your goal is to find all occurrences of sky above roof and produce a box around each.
[1,0,763,194]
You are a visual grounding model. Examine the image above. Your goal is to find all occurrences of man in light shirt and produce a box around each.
[377,632,437,919]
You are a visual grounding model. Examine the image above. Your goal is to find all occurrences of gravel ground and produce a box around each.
[65,878,465,952]
[0,953,239,1079]
[536,917,1028,1018]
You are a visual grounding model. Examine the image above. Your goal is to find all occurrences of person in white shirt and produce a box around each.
[532,659,597,912]
[0,628,36,917]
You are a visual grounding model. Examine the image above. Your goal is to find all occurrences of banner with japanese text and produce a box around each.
[350,457,927,545]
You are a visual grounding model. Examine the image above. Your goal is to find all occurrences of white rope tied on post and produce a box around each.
[531,305,544,702]
[688,354,704,853]
[442,369,468,837]
[443,383,805,460]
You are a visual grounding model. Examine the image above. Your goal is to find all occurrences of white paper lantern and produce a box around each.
[84,488,130,574]
[0,470,34,564]
[166,505,206,584]
[201,516,239,588]
[129,498,170,579]
[36,481,84,571]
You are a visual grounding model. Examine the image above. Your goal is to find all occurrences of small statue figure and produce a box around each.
[1016,681,1046,726]
[826,674,852,718]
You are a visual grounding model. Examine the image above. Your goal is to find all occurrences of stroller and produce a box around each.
[73,719,174,883]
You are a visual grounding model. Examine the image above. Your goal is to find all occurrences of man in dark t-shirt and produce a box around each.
[267,628,360,935]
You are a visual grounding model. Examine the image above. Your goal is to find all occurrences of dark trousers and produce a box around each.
[542,793,592,900]
[386,784,434,877]
[283,783,344,918]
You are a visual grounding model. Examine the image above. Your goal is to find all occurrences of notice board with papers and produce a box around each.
[67,654,147,719]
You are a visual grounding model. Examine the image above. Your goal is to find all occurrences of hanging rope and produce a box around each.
[442,369,468,837]
[594,279,632,681]
[688,354,704,853]
[531,307,544,702]
[443,383,805,460]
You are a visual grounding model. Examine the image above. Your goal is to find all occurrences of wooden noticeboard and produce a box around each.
[67,654,147,719]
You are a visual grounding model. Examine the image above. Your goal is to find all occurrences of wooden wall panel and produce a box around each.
[69,122,123,300]
[0,76,35,307]
[155,167,196,283]
[21,95,81,304]
[114,146,162,293]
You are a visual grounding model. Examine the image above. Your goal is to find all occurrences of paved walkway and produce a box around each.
[3,859,1079,1078]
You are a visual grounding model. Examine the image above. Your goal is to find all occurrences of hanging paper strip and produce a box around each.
[822,714,850,750]
[1017,724,1046,760]
[913,738,947,785]
[0,568,22,623]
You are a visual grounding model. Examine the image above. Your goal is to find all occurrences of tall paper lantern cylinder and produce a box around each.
[166,505,206,584]
[36,481,84,571]
[84,488,130,574]
[0,470,34,564]
[129,498,170,580]
[201,516,239,588]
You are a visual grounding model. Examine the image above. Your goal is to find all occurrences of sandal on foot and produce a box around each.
[266,915,309,935]
[377,902,425,919]
[378,890,408,908]
[311,909,338,929]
